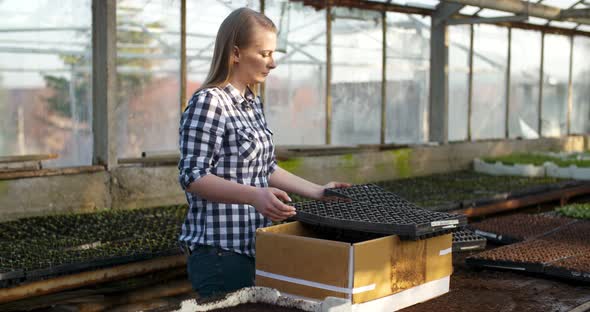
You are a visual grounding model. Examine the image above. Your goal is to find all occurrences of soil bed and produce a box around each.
[400,251,590,312]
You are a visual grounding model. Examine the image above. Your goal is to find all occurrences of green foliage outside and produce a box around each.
[482,153,590,168]
[42,12,165,120]
[555,203,590,219]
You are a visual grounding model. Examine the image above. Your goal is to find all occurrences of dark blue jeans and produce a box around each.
[186,245,255,298]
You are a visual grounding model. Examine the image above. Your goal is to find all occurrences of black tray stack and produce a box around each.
[293,184,467,240]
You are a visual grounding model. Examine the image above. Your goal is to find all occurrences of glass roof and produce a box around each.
[527,16,552,25]
[363,0,589,33]
[548,20,581,28]
[477,8,515,18]
[541,0,582,9]
[458,5,481,15]
[389,0,440,9]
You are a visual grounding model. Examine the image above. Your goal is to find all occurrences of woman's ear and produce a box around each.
[232,46,240,64]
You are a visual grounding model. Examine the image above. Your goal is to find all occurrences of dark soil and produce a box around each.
[549,254,590,272]
[400,251,590,312]
[468,239,582,264]
[467,219,590,269]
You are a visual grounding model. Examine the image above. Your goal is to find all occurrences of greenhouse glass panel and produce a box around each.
[265,1,326,145]
[117,0,181,157]
[471,24,507,140]
[541,34,570,137]
[185,0,258,86]
[448,25,470,142]
[571,36,590,134]
[0,0,93,167]
[385,12,430,144]
[331,9,382,145]
[509,29,541,139]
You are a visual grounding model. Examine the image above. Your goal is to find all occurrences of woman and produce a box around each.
[178,8,349,298]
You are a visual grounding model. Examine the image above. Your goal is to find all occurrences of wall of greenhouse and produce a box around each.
[1,0,589,169]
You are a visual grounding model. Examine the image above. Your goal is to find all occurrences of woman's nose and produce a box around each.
[268,57,276,69]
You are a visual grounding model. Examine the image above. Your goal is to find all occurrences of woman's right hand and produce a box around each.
[251,187,296,222]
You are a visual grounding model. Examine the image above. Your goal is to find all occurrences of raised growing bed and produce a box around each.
[291,171,588,216]
[476,153,590,180]
[0,205,187,288]
[373,171,579,212]
[473,158,545,177]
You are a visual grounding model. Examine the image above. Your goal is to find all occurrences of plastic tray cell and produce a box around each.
[469,214,575,245]
[466,239,585,274]
[0,205,187,289]
[324,184,419,207]
[544,254,590,283]
[452,229,487,252]
[295,185,467,239]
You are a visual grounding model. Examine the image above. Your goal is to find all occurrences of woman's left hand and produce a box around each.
[314,182,352,201]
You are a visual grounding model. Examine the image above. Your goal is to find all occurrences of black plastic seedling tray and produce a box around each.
[544,265,590,283]
[465,257,545,273]
[324,184,414,205]
[295,184,467,240]
[24,248,181,282]
[0,269,24,288]
[0,205,188,289]
[452,229,487,252]
[468,214,577,245]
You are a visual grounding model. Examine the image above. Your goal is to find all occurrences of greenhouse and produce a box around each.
[1,0,590,311]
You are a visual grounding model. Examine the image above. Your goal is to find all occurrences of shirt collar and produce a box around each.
[223,83,256,108]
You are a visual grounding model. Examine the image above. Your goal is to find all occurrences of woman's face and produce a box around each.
[233,26,277,86]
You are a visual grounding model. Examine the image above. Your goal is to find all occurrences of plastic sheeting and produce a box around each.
[448,25,470,142]
[541,34,570,137]
[471,24,507,140]
[385,13,430,144]
[0,0,93,167]
[509,29,541,139]
[331,9,382,145]
[265,2,326,145]
[117,0,181,157]
[571,36,590,134]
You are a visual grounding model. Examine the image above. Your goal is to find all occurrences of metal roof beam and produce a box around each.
[443,0,590,25]
[561,8,590,19]
[433,2,464,25]
[447,14,528,25]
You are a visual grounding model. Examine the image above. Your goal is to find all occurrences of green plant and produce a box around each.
[483,153,590,168]
[555,203,590,220]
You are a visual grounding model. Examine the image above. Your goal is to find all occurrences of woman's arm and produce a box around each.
[179,92,294,221]
[268,166,351,201]
[186,175,296,221]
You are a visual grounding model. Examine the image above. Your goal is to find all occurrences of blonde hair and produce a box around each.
[198,8,277,94]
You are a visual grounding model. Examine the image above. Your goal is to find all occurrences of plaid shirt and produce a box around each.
[178,84,275,257]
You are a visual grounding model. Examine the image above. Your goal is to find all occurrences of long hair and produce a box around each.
[197,8,277,93]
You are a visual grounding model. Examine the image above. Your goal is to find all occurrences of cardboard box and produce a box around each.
[255,221,452,310]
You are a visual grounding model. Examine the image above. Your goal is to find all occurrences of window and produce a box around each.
[0,0,93,167]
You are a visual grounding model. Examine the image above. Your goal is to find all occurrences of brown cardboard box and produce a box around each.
[255,221,452,306]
